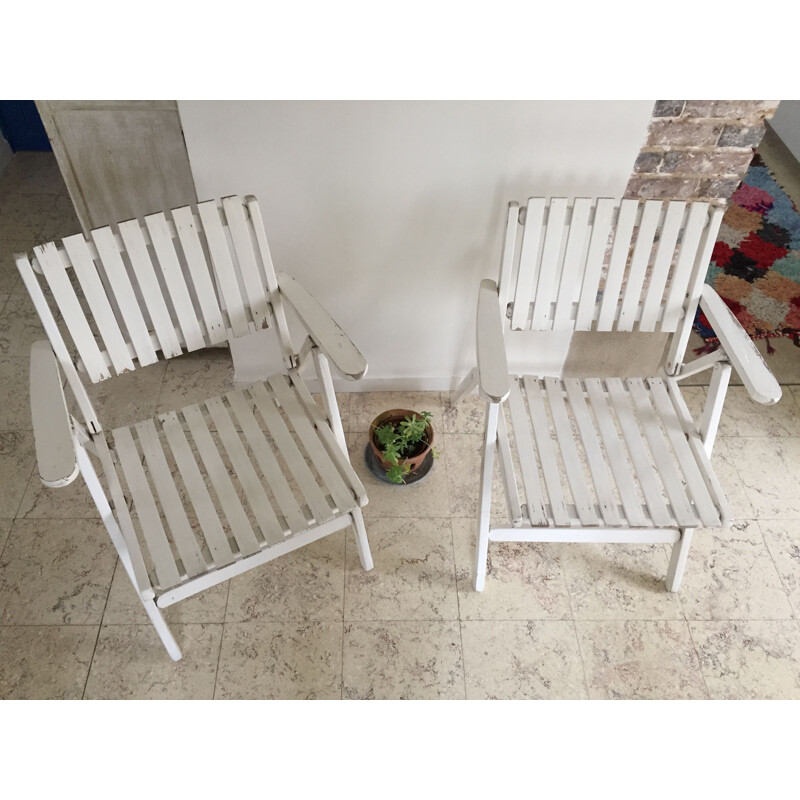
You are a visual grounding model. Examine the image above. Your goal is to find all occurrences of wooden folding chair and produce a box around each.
[17,195,373,660]
[452,197,781,591]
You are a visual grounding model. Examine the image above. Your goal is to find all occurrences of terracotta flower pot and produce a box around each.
[368,408,434,479]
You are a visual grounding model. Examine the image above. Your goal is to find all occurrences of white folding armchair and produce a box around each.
[452,197,781,592]
[17,195,373,661]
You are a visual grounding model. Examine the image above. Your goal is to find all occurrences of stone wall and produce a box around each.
[625,100,779,202]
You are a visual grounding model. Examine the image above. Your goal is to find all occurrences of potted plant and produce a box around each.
[368,409,435,484]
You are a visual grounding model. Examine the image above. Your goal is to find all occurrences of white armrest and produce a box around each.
[699,284,782,405]
[477,279,510,403]
[30,340,79,487]
[277,272,367,380]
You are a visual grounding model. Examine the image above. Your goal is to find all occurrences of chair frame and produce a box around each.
[452,197,782,593]
[18,195,373,660]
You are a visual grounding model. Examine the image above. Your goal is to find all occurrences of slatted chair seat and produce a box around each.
[502,375,730,532]
[18,194,373,661]
[112,373,367,598]
[452,196,781,593]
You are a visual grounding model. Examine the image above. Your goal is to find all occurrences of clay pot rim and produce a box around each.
[368,408,434,470]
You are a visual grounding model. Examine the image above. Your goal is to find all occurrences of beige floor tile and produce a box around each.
[733,437,800,518]
[0,153,67,196]
[346,390,444,432]
[0,293,8,314]
[678,521,793,621]
[442,392,485,435]
[577,620,708,700]
[0,430,35,517]
[442,432,506,518]
[216,620,342,699]
[0,357,33,429]
[0,519,11,553]
[225,531,345,622]
[709,436,755,520]
[344,517,458,621]
[0,625,97,699]
[85,360,168,429]
[35,193,81,242]
[0,192,58,241]
[461,620,587,699]
[157,349,236,419]
[102,560,229,625]
[691,620,800,699]
[15,469,103,519]
[761,519,800,618]
[561,543,683,621]
[84,623,222,699]
[0,292,48,357]
[0,519,116,625]
[452,518,572,620]
[343,621,464,699]
[0,240,30,294]
[347,432,451,519]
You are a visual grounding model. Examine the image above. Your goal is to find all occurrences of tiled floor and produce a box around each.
[2,152,800,699]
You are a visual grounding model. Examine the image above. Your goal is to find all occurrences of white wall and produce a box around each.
[771,100,800,164]
[178,101,654,389]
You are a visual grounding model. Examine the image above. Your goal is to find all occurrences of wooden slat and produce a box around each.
[476,278,510,402]
[91,227,159,366]
[660,202,709,332]
[497,202,520,316]
[563,379,624,526]
[638,201,686,332]
[267,374,355,515]
[204,396,284,546]
[543,377,599,525]
[575,198,616,330]
[226,389,309,533]
[496,404,523,523]
[289,373,368,505]
[647,378,721,526]
[182,403,261,557]
[552,198,592,331]
[583,379,649,528]
[511,198,545,330]
[222,196,271,330]
[523,376,570,525]
[605,378,681,527]
[531,198,569,330]
[135,419,207,577]
[617,200,662,331]
[505,380,548,525]
[171,205,227,345]
[625,378,699,527]
[62,234,135,375]
[113,426,181,588]
[196,200,250,338]
[249,382,334,524]
[36,242,111,382]
[597,200,638,330]
[117,219,183,358]
[144,212,206,352]
[159,411,236,568]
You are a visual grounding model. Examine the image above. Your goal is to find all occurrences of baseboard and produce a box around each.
[0,136,13,178]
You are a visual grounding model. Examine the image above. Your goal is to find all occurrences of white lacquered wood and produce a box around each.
[523,376,570,526]
[552,198,592,331]
[489,527,680,544]
[475,401,499,591]
[182,403,260,557]
[698,361,731,456]
[497,202,520,317]
[171,205,227,345]
[135,419,208,577]
[597,200,637,331]
[575,198,616,330]
[638,201,686,332]
[666,528,694,592]
[29,340,78,487]
[144,212,206,352]
[450,367,478,407]
[277,272,367,379]
[617,200,662,331]
[544,377,598,525]
[496,405,522,524]
[531,198,569,330]
[118,219,183,358]
[159,411,236,568]
[476,279,510,402]
[699,284,782,404]
[62,234,135,375]
[511,198,545,330]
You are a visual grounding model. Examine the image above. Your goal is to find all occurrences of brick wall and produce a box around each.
[625,100,779,202]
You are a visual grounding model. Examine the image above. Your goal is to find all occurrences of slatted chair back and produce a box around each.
[15,195,294,386]
[498,198,725,365]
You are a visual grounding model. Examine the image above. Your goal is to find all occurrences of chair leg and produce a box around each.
[351,507,374,571]
[142,598,183,661]
[666,528,694,592]
[475,402,499,591]
[451,367,478,406]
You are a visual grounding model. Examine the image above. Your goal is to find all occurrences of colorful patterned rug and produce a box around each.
[694,151,800,353]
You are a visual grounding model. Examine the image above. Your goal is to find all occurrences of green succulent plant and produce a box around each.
[374,411,433,484]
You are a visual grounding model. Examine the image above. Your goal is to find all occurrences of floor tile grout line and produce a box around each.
[683,618,712,700]
[750,518,800,623]
[81,554,119,699]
